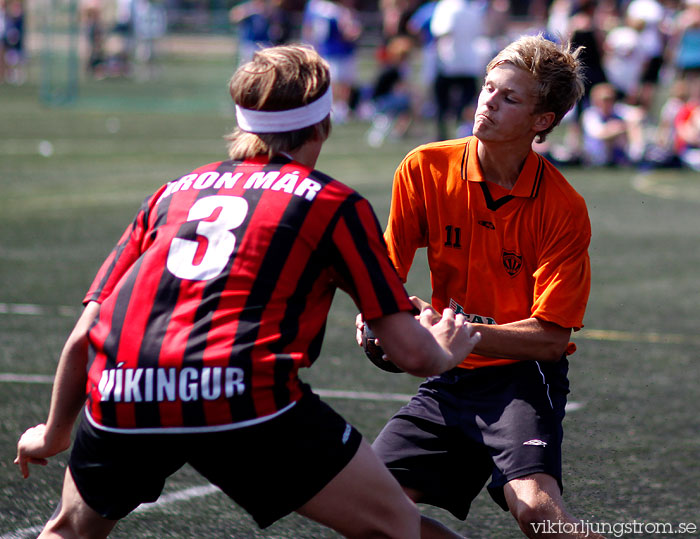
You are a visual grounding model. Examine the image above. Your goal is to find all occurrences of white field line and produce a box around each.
[4,299,695,417]
[0,303,78,317]
[631,170,700,201]
[0,526,44,539]
[0,373,54,384]
[317,389,590,411]
[132,484,220,513]
[577,328,700,346]
[315,388,414,402]
[3,301,699,346]
[0,374,585,413]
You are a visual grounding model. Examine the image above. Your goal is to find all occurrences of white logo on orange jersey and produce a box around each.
[448,299,497,325]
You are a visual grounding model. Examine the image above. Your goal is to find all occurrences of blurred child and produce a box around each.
[581,82,646,165]
[303,0,363,123]
[83,2,106,79]
[641,77,689,167]
[3,0,24,85]
[230,0,274,64]
[673,74,700,170]
[365,35,414,146]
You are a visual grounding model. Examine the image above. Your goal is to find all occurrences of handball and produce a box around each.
[361,324,404,373]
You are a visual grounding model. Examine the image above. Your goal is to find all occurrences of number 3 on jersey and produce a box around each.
[167,195,249,281]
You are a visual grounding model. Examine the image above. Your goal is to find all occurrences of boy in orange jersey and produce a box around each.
[359,34,605,538]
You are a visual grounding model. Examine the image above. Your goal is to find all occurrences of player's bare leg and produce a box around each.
[296,439,421,538]
[419,515,465,538]
[402,486,465,539]
[504,473,605,539]
[38,467,117,539]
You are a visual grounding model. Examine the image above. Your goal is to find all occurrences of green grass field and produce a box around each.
[1,45,699,538]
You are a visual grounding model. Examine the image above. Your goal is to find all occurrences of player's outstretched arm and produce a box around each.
[366,308,481,377]
[15,301,99,478]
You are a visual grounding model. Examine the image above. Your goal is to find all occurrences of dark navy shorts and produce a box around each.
[69,392,362,528]
[372,359,569,520]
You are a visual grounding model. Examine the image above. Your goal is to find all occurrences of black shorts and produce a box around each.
[372,359,569,520]
[69,392,362,528]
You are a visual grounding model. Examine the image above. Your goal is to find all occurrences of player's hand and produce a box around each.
[409,296,440,324]
[355,312,367,347]
[420,307,481,371]
[14,424,69,479]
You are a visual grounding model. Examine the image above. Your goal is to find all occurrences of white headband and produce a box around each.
[235,87,332,133]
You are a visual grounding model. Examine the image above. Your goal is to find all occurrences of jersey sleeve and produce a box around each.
[383,151,429,282]
[83,193,155,305]
[531,195,591,331]
[330,195,414,321]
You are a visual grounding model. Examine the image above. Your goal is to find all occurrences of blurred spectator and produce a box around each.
[603,12,648,104]
[430,0,489,140]
[230,0,287,64]
[640,76,688,167]
[3,0,24,85]
[625,0,669,111]
[569,0,607,98]
[363,35,415,146]
[455,101,475,137]
[379,0,415,44]
[546,0,608,163]
[406,0,438,117]
[0,0,6,83]
[670,0,700,77]
[581,82,646,166]
[110,0,134,76]
[673,73,700,169]
[267,0,293,46]
[132,0,166,79]
[656,77,689,147]
[82,1,106,79]
[483,0,510,51]
[303,0,363,123]
[546,0,574,37]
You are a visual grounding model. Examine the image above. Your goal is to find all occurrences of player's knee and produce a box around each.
[319,484,420,539]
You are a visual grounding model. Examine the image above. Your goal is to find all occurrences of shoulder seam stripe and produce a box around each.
[460,139,469,180]
[531,155,544,198]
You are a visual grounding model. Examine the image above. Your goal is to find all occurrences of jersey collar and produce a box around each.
[462,137,545,199]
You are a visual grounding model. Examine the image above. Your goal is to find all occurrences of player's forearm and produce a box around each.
[371,312,447,375]
[407,298,571,362]
[471,317,571,363]
[389,333,454,376]
[371,311,479,376]
[43,302,99,447]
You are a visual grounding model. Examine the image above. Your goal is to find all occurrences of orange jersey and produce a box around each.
[385,136,591,369]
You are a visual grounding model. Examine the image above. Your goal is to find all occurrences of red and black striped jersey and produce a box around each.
[83,155,413,433]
